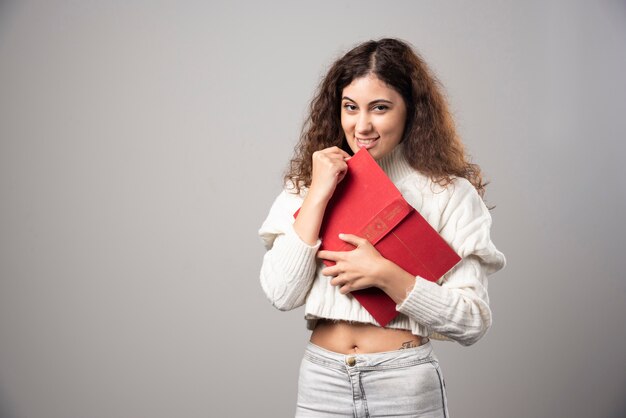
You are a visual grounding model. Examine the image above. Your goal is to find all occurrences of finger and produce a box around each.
[321,264,342,277]
[317,250,343,261]
[338,233,369,247]
[327,155,349,167]
[336,148,352,160]
[340,278,372,294]
[316,155,347,173]
[331,275,353,291]
[333,160,348,172]
[329,275,343,287]
[336,167,348,183]
[325,146,352,160]
[339,283,351,294]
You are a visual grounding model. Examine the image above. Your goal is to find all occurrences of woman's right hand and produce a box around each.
[308,146,352,204]
[293,146,351,245]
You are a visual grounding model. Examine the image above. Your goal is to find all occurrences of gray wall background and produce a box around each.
[1,1,625,417]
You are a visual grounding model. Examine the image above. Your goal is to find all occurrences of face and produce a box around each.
[341,74,407,160]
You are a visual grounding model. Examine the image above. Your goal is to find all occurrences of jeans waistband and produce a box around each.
[304,340,436,372]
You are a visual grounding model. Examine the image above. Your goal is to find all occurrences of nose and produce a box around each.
[356,112,372,134]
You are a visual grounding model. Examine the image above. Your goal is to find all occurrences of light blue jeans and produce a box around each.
[296,341,449,417]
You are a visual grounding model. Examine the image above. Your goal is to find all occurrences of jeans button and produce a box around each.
[346,356,356,367]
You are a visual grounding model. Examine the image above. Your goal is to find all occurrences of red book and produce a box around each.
[295,148,461,326]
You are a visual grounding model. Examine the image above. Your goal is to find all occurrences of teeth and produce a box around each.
[358,138,376,144]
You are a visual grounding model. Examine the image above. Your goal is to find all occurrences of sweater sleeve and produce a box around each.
[258,189,321,311]
[396,179,506,346]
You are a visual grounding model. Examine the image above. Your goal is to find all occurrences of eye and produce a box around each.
[372,104,389,112]
[343,103,357,112]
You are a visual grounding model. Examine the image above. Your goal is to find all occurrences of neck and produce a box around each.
[375,143,416,184]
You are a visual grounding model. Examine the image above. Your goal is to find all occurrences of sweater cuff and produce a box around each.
[396,276,448,324]
[272,226,321,280]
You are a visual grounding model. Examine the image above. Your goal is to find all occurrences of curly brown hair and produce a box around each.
[285,38,489,200]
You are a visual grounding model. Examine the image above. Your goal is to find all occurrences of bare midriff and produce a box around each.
[310,319,426,354]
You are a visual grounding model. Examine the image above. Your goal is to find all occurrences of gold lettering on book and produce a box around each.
[359,200,409,243]
[384,202,403,222]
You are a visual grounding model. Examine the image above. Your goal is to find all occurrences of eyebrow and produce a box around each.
[341,96,394,105]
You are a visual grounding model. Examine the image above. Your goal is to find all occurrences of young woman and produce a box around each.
[258,38,506,417]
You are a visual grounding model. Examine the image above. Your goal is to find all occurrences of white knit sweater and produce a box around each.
[258,144,506,346]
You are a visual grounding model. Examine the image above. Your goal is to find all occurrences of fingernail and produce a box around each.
[338,233,345,239]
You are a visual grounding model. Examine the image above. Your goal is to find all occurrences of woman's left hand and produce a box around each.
[318,234,389,294]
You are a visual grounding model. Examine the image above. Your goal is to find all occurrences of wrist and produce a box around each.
[379,260,416,304]
[305,186,333,207]
[377,258,398,291]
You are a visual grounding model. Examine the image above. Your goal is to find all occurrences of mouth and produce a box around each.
[355,136,380,149]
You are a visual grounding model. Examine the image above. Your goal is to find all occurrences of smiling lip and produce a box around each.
[356,137,379,149]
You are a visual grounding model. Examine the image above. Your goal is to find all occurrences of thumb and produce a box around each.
[338,233,368,247]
